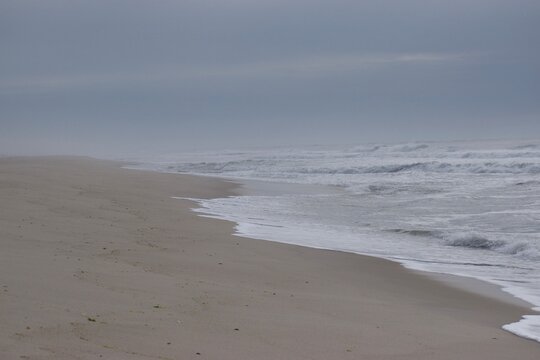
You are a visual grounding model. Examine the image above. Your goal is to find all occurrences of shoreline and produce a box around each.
[188,173,539,310]
[1,156,539,359]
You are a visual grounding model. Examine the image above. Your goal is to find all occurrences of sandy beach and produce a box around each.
[1,156,539,360]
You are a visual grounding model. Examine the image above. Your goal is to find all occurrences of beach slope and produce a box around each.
[0,156,538,359]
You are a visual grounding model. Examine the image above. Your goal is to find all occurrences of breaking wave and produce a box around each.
[387,230,540,261]
[460,151,540,159]
[442,233,540,260]
[296,161,540,175]
[167,160,540,176]
[443,233,505,249]
[499,242,540,261]
[362,161,540,174]
[393,144,430,152]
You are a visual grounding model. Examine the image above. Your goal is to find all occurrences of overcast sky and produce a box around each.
[1,0,539,156]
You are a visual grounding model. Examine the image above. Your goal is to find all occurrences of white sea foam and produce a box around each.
[503,316,540,342]
[125,139,540,342]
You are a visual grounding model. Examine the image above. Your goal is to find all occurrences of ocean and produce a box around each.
[126,138,540,342]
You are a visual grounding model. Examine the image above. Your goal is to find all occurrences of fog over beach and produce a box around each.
[1,1,540,359]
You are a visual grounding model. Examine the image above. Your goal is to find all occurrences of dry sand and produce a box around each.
[1,156,539,359]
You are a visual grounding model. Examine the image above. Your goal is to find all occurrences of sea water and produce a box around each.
[126,139,540,342]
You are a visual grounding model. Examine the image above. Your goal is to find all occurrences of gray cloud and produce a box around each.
[1,0,539,156]
[1,51,471,94]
